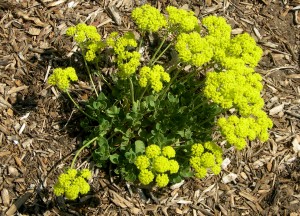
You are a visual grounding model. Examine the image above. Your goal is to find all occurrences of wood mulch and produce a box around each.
[0,0,299,215]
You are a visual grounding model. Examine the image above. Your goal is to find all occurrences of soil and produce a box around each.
[0,0,299,215]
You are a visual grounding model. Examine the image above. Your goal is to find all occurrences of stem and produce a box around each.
[71,136,98,169]
[152,42,173,65]
[81,47,99,97]
[190,98,209,114]
[129,77,135,104]
[139,84,149,101]
[66,91,97,121]
[159,68,181,100]
[96,63,113,91]
[149,37,166,65]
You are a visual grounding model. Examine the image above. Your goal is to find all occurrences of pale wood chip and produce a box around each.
[239,191,258,202]
[15,9,48,27]
[28,27,41,36]
[1,188,10,206]
[7,85,28,95]
[109,190,134,208]
[107,6,122,26]
[47,0,67,7]
[269,104,284,115]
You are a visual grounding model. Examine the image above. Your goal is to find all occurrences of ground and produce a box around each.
[0,0,300,215]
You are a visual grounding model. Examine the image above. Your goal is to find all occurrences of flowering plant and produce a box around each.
[48,5,272,199]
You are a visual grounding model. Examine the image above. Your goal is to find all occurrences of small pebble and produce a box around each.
[8,166,19,177]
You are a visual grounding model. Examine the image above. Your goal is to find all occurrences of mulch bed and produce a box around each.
[0,0,299,215]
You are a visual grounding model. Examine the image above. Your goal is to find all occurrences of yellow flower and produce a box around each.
[145,144,161,158]
[138,169,154,185]
[132,4,167,32]
[175,32,213,66]
[138,65,170,92]
[156,174,169,187]
[135,155,150,170]
[166,6,199,32]
[48,67,78,91]
[169,160,179,174]
[162,146,176,158]
[153,156,169,173]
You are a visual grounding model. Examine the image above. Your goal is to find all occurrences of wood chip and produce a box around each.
[269,104,284,115]
[292,135,300,153]
[239,191,258,202]
[28,27,41,36]
[7,85,28,95]
[47,0,67,7]
[109,190,134,208]
[6,190,33,216]
[107,6,122,26]
[15,10,48,27]
[0,151,11,157]
[1,188,10,206]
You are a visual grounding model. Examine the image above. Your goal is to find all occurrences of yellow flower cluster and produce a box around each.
[166,6,199,32]
[202,15,272,149]
[204,65,272,148]
[131,4,167,32]
[106,32,141,79]
[66,23,101,43]
[189,142,223,179]
[218,112,273,150]
[175,32,213,67]
[53,168,92,200]
[135,144,179,187]
[66,23,104,62]
[202,16,232,62]
[48,67,78,91]
[139,65,170,92]
[227,33,263,67]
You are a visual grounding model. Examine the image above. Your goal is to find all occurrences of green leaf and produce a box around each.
[180,168,193,178]
[98,119,111,135]
[124,172,137,182]
[168,93,178,103]
[106,105,120,117]
[109,154,120,164]
[92,136,110,166]
[134,140,145,155]
[125,149,136,163]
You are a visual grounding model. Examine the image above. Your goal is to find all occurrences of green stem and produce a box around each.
[159,68,181,100]
[66,91,97,121]
[149,37,166,65]
[81,47,98,97]
[71,136,98,169]
[139,84,149,101]
[152,42,173,65]
[129,77,135,104]
[190,98,209,114]
[96,63,113,91]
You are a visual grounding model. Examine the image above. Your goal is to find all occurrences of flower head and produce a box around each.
[53,168,91,200]
[139,65,170,92]
[166,6,199,33]
[48,67,78,91]
[156,173,169,187]
[168,160,179,174]
[153,156,170,173]
[138,169,154,185]
[162,146,176,158]
[135,155,150,170]
[145,144,161,158]
[175,32,213,66]
[131,4,167,32]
